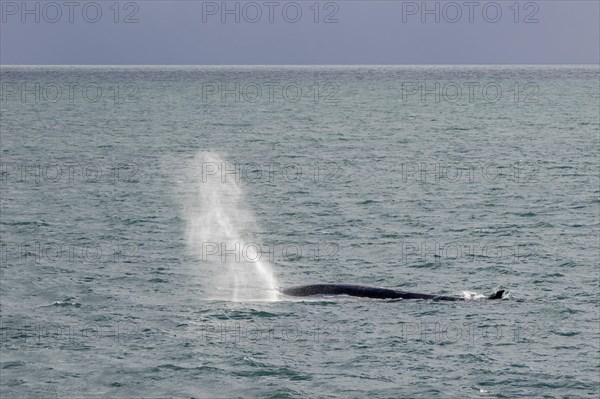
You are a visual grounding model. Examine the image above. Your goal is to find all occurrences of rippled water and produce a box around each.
[1,66,599,398]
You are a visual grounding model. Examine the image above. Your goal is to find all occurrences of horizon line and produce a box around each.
[1,63,598,67]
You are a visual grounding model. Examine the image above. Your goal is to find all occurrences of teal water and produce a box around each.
[1,66,599,398]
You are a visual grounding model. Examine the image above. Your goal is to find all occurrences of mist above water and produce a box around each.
[184,151,278,302]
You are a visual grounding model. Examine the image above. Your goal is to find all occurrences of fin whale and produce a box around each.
[281,284,505,301]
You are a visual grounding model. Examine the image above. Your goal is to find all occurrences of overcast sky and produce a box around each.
[1,0,598,64]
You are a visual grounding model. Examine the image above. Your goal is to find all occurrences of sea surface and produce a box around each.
[0,66,598,398]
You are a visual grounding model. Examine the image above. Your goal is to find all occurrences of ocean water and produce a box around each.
[0,65,598,398]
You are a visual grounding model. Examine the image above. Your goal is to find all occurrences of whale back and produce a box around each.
[282,284,507,301]
[488,290,506,300]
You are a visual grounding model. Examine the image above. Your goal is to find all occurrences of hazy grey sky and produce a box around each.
[1,0,598,64]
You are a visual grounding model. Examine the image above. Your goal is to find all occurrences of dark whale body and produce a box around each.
[282,284,505,301]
